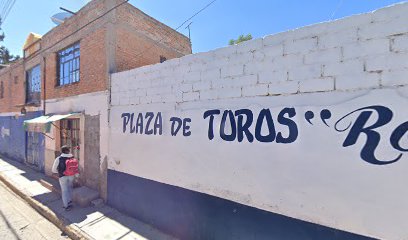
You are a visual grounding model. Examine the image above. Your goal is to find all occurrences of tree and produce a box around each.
[229,34,253,45]
[0,33,19,64]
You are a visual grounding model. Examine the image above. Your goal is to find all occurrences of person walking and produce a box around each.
[51,145,79,211]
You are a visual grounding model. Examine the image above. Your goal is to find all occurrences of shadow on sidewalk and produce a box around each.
[0,156,43,182]
[0,156,177,240]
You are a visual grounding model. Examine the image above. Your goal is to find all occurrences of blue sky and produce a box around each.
[2,0,406,56]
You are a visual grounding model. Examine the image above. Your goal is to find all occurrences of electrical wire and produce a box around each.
[0,0,15,27]
[330,0,344,20]
[12,0,129,64]
[174,0,217,31]
[13,0,218,67]
[132,0,218,60]
[0,0,10,24]
[0,0,5,20]
[0,0,9,20]
[3,0,15,23]
[2,0,11,22]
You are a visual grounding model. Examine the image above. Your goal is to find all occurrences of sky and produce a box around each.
[2,0,406,57]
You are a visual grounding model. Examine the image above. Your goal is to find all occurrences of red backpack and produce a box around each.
[63,158,79,176]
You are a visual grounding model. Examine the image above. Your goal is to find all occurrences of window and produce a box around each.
[0,81,3,99]
[57,42,80,86]
[60,119,80,160]
[160,56,167,63]
[26,65,41,104]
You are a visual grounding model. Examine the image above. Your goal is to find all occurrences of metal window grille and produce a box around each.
[57,42,80,86]
[160,55,167,63]
[26,65,41,104]
[60,119,80,160]
[0,81,3,99]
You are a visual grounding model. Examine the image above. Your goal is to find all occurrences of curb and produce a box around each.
[0,173,92,240]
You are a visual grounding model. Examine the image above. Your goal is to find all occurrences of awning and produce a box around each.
[24,113,79,133]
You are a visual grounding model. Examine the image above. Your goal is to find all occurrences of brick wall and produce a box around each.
[114,3,192,73]
[0,61,25,113]
[41,0,109,100]
[115,28,183,73]
[0,0,110,110]
[0,0,191,113]
[44,28,108,100]
[117,3,191,55]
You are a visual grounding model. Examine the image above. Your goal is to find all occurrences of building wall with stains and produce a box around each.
[0,0,190,199]
[43,91,108,198]
[108,2,408,239]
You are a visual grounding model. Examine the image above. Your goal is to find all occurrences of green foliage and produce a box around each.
[0,32,19,64]
[229,34,253,45]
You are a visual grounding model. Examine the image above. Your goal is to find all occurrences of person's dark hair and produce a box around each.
[61,145,70,154]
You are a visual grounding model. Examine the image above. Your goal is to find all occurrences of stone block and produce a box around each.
[335,72,380,90]
[342,39,390,60]
[269,81,299,95]
[299,77,335,93]
[242,84,269,97]
[288,64,322,81]
[304,48,342,65]
[182,92,199,102]
[284,37,318,55]
[73,186,99,207]
[381,69,408,87]
[221,64,244,78]
[391,34,408,52]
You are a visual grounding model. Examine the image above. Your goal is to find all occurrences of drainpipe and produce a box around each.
[43,56,46,115]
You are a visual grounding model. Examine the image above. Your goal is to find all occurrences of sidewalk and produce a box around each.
[0,156,177,240]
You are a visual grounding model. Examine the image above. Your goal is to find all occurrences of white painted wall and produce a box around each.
[45,91,108,154]
[44,91,109,186]
[109,2,408,239]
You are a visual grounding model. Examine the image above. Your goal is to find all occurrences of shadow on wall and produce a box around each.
[0,156,175,240]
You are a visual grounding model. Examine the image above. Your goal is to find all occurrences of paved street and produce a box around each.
[0,181,69,240]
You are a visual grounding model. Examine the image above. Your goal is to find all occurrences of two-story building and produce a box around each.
[0,0,191,200]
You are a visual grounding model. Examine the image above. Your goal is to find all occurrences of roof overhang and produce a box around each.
[24,113,80,133]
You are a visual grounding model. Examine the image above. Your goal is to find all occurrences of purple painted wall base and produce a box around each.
[107,169,375,240]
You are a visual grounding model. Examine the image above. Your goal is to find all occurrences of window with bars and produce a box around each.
[0,81,3,99]
[60,119,80,160]
[160,55,167,63]
[26,65,41,104]
[57,42,80,86]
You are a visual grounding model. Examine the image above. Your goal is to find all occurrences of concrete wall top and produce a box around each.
[111,1,408,104]
[109,2,408,239]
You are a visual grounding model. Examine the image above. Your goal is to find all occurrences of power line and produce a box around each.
[132,0,218,60]
[330,0,344,20]
[1,0,10,21]
[14,0,129,64]
[15,0,217,68]
[174,0,217,31]
[3,0,16,23]
[0,0,10,25]
[0,0,10,19]
[0,0,15,28]
[0,0,6,20]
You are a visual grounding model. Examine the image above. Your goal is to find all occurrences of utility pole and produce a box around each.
[185,22,193,43]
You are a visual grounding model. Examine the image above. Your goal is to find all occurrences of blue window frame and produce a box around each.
[26,65,41,104]
[57,42,80,86]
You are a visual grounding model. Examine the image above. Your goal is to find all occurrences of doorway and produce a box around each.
[60,118,80,160]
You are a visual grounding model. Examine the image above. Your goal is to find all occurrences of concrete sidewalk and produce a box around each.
[0,156,177,240]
